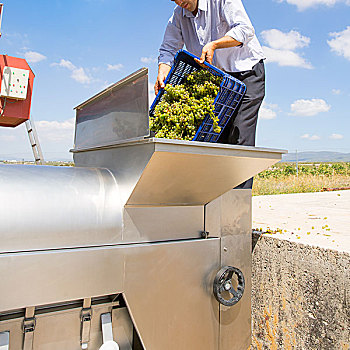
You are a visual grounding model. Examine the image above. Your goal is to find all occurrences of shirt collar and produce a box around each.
[182,0,207,18]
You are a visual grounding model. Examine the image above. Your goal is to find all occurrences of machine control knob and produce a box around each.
[213,266,245,307]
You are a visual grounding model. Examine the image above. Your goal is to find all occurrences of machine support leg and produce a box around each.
[80,298,92,349]
[22,307,35,350]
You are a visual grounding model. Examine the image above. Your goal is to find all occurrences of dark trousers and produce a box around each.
[218,60,265,189]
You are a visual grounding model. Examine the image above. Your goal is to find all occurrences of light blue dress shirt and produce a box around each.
[159,0,265,72]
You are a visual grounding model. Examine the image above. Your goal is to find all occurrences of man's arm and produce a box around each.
[196,36,242,65]
[197,0,255,65]
[155,9,184,95]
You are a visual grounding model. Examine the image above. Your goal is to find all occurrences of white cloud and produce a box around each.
[301,134,321,140]
[277,0,349,11]
[329,133,344,140]
[24,51,47,63]
[141,57,158,64]
[71,67,91,84]
[51,59,92,84]
[261,29,310,50]
[259,102,279,120]
[0,120,74,161]
[35,118,75,142]
[107,63,124,71]
[261,30,312,68]
[263,46,313,68]
[53,59,76,70]
[332,89,341,95]
[328,26,350,61]
[3,32,29,47]
[290,99,331,116]
[0,125,29,160]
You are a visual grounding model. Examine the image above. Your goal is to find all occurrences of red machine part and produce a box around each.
[0,55,35,127]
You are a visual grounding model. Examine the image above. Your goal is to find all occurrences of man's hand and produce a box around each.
[155,63,171,95]
[195,42,217,66]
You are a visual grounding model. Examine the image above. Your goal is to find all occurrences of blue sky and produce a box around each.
[0,0,349,160]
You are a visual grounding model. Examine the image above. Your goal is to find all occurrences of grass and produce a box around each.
[253,174,350,196]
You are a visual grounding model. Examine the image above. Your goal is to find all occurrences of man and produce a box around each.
[155,0,265,189]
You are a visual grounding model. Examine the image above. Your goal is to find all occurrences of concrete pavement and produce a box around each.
[252,190,350,253]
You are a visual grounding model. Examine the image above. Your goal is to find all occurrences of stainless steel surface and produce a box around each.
[0,164,122,253]
[0,66,287,349]
[81,298,92,349]
[122,205,204,243]
[74,68,149,150]
[74,138,286,206]
[23,306,36,350]
[101,313,113,343]
[0,239,220,349]
[0,332,9,350]
[112,307,133,350]
[0,164,206,249]
[74,142,155,206]
[0,245,125,312]
[123,238,221,350]
[206,189,252,350]
[0,303,133,350]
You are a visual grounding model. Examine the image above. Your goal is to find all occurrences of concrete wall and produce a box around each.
[251,232,350,350]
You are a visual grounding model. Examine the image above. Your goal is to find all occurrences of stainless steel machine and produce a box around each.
[0,68,285,350]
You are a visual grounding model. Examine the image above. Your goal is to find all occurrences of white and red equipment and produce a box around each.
[0,55,35,127]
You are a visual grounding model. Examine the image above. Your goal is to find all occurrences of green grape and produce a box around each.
[150,69,223,140]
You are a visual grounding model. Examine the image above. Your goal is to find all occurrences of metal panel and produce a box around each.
[122,205,204,242]
[0,237,220,350]
[0,332,9,350]
[73,138,285,207]
[0,239,221,349]
[74,68,150,150]
[0,305,133,350]
[206,189,252,350]
[123,238,221,350]
[0,321,21,350]
[74,142,155,206]
[127,139,285,206]
[33,305,132,350]
[0,246,125,312]
[0,164,122,253]
[74,145,206,242]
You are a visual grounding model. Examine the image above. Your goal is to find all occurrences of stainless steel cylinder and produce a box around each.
[0,164,122,253]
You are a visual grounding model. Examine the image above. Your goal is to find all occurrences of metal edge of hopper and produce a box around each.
[125,138,287,207]
[74,67,148,111]
[71,67,150,152]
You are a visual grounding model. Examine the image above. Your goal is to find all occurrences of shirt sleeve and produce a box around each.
[220,0,255,46]
[158,10,185,67]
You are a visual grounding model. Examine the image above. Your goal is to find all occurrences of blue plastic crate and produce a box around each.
[149,50,246,143]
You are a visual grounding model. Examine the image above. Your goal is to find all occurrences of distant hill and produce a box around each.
[282,151,350,163]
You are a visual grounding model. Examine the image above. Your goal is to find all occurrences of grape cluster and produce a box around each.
[150,69,222,140]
